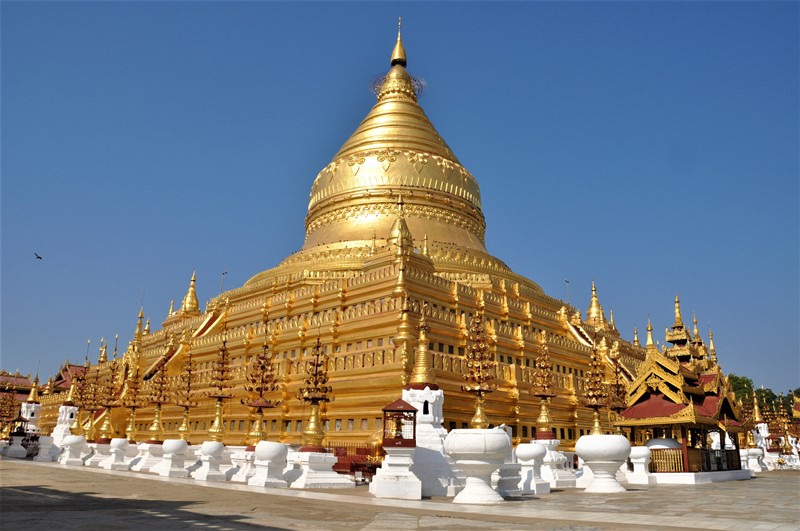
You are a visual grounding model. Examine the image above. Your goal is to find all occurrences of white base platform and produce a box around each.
[289,451,354,489]
[652,469,751,484]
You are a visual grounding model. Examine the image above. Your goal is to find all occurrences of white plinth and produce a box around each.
[575,434,631,493]
[230,448,256,483]
[492,463,522,498]
[130,442,164,473]
[444,428,511,505]
[191,441,227,482]
[5,434,28,459]
[402,387,464,497]
[248,441,288,488]
[515,442,550,494]
[99,438,131,470]
[538,438,577,488]
[59,435,87,466]
[626,446,655,485]
[85,443,111,467]
[151,439,190,478]
[370,446,421,500]
[33,436,57,462]
[289,451,354,489]
[747,448,768,473]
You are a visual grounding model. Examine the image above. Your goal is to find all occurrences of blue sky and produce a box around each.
[2,2,798,393]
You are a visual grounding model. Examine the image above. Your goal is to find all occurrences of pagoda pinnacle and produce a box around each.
[673,295,684,328]
[586,280,607,327]
[633,326,640,347]
[391,17,407,67]
[26,374,40,403]
[180,270,200,314]
[645,319,657,352]
[408,306,437,389]
[752,388,764,423]
[709,329,717,363]
[98,338,108,364]
[134,307,144,345]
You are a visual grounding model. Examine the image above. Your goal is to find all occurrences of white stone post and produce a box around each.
[248,441,289,488]
[370,446,421,500]
[191,441,227,482]
[59,435,87,466]
[99,438,131,471]
[626,446,655,485]
[515,442,550,494]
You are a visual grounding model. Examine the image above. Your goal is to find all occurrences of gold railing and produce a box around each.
[649,448,684,472]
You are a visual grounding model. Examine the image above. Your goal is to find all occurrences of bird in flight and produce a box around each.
[34,252,43,260]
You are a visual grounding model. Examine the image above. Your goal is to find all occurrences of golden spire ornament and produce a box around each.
[174,332,198,443]
[121,364,145,442]
[242,323,280,446]
[407,304,437,389]
[531,331,555,440]
[462,314,496,429]
[391,16,406,67]
[606,341,627,433]
[207,323,233,443]
[96,349,122,443]
[297,337,333,451]
[145,365,169,443]
[580,342,609,435]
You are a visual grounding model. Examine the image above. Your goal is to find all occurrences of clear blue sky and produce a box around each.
[2,2,798,393]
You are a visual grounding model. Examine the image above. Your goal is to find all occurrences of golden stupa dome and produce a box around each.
[246,23,545,295]
[301,25,486,254]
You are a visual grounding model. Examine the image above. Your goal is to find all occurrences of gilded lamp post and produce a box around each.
[174,331,198,443]
[606,341,627,434]
[531,331,555,440]
[242,314,280,446]
[145,365,169,443]
[580,343,608,435]
[462,314,496,429]
[297,337,332,452]
[121,364,145,442]
[207,325,233,443]
[0,384,19,439]
[97,337,122,443]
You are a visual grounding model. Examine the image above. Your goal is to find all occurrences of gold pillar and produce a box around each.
[97,410,114,442]
[591,408,602,435]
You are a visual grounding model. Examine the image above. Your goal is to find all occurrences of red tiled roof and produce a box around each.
[698,374,716,385]
[621,394,687,419]
[695,395,719,417]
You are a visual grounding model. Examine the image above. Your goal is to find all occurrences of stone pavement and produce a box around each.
[1,459,798,531]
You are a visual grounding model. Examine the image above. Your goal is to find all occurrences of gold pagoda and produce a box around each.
[36,25,653,449]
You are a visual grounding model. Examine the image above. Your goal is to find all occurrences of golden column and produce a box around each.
[297,337,332,452]
[531,331,556,440]
[462,314,497,429]
[242,311,280,447]
[580,343,609,435]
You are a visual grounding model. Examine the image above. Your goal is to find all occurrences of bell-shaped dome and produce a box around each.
[301,29,486,254]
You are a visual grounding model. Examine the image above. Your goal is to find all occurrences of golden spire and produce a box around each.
[692,312,700,339]
[609,309,616,329]
[752,389,764,423]
[391,17,407,67]
[408,304,437,389]
[133,307,144,345]
[645,319,656,351]
[144,317,150,335]
[633,326,640,347]
[709,329,717,363]
[26,374,40,403]
[673,295,684,327]
[180,270,200,314]
[98,337,108,363]
[586,280,607,326]
[422,233,429,257]
[167,299,174,317]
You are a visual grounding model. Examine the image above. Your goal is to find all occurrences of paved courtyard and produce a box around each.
[1,458,798,530]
